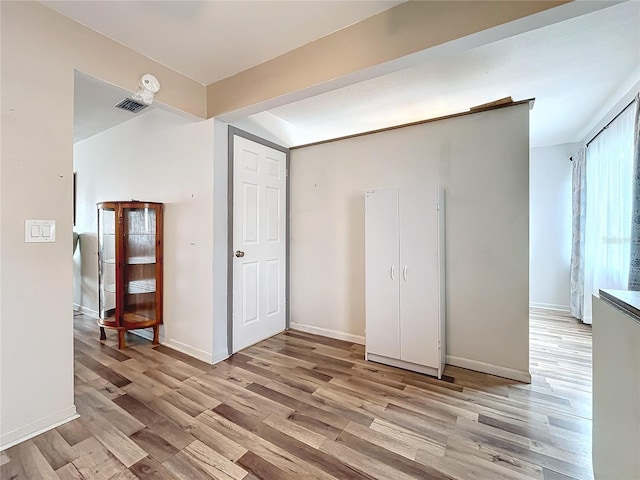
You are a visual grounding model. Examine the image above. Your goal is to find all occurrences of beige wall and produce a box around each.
[207,0,569,117]
[0,1,205,448]
[290,104,530,379]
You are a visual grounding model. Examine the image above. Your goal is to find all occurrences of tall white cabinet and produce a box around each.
[365,186,445,378]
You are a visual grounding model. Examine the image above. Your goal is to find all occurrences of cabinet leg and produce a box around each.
[99,327,106,341]
[118,330,126,350]
[152,325,159,345]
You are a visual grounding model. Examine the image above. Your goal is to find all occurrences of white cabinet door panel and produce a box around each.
[365,188,400,359]
[437,186,446,376]
[399,186,441,367]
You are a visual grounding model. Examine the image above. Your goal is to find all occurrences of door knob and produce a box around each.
[235,250,245,258]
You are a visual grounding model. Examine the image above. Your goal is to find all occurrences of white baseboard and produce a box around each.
[366,352,441,378]
[130,330,214,364]
[1,407,78,451]
[289,322,365,345]
[446,355,531,383]
[74,304,98,318]
[530,302,570,313]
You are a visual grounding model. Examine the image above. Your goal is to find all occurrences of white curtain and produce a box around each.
[628,94,640,290]
[582,104,635,323]
[570,149,586,320]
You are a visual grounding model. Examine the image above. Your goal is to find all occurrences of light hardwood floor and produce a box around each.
[2,308,592,479]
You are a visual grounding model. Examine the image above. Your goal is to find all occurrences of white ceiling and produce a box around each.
[65,1,639,147]
[253,0,640,148]
[43,0,402,85]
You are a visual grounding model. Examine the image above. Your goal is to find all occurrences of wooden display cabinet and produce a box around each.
[97,201,163,349]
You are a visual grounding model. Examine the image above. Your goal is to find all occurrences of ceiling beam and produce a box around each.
[207,0,618,120]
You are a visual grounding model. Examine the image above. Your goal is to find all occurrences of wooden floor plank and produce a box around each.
[129,456,180,480]
[76,388,146,437]
[113,394,195,450]
[55,462,84,480]
[197,410,338,480]
[5,441,58,480]
[236,451,298,480]
[31,429,78,470]
[75,350,131,388]
[162,450,217,480]
[183,440,248,480]
[334,430,454,480]
[129,428,179,463]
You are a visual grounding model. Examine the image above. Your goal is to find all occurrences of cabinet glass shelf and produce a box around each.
[127,256,156,265]
[105,280,156,295]
[104,257,156,265]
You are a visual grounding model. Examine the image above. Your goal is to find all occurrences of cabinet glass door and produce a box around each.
[123,207,157,324]
[98,206,116,321]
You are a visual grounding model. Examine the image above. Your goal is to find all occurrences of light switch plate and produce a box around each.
[25,220,56,243]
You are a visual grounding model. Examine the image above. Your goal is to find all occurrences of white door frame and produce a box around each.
[227,126,290,355]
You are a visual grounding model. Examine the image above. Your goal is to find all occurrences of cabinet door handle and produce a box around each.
[390,265,395,280]
[403,266,408,281]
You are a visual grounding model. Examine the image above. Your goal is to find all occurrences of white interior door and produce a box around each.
[233,135,286,352]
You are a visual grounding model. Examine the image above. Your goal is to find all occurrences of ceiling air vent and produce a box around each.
[114,98,148,113]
